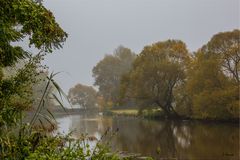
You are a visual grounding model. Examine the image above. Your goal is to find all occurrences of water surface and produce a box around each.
[56,113,239,159]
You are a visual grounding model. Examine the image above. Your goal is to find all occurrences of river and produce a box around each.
[56,113,239,159]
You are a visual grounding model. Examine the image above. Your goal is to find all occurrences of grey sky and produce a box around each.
[41,0,239,92]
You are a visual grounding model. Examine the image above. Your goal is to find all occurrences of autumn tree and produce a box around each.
[186,30,240,120]
[0,0,67,126]
[121,40,190,117]
[201,29,240,84]
[68,84,97,109]
[92,46,136,107]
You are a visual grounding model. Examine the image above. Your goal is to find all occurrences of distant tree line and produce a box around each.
[68,84,97,109]
[70,30,240,119]
[69,30,239,120]
[68,46,136,109]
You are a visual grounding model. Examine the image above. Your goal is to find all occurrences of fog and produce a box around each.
[38,0,239,92]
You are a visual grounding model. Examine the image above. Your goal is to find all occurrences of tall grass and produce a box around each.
[29,72,69,131]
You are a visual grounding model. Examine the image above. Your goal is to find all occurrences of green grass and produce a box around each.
[107,108,163,118]
[141,109,164,119]
[108,109,139,116]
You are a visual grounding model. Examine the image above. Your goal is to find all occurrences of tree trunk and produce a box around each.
[156,100,179,119]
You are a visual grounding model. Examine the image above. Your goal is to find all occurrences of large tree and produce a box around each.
[186,30,240,119]
[121,40,190,117]
[68,84,97,109]
[201,29,240,84]
[92,46,136,107]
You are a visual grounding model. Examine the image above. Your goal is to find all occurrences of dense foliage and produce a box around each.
[0,1,126,160]
[92,46,136,108]
[68,83,98,109]
[186,30,239,120]
[1,126,122,160]
[92,30,239,121]
[0,0,67,127]
[120,40,190,117]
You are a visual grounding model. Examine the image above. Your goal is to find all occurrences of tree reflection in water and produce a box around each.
[57,114,239,160]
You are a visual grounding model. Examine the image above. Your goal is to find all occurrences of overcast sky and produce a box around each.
[40,0,239,92]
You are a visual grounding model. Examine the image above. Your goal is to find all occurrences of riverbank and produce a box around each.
[103,109,239,123]
[103,109,167,119]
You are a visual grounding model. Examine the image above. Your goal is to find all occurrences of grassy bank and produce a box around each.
[103,108,165,119]
[111,109,139,116]
[103,108,239,123]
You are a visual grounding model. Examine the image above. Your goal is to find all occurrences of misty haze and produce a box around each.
[0,0,239,159]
